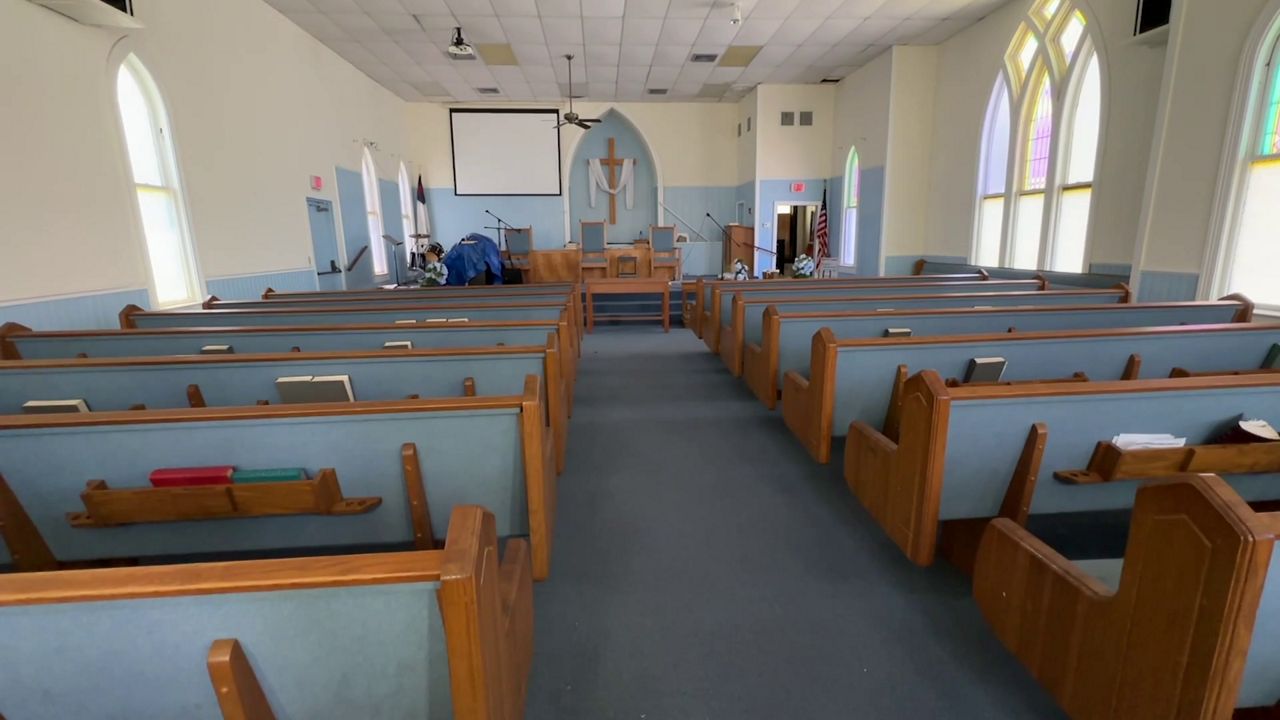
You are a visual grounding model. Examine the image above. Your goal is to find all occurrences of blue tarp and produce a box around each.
[443,233,505,286]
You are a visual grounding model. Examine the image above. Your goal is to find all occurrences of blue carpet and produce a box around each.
[526,326,1065,719]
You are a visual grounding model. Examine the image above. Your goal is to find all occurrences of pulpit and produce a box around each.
[723,224,755,275]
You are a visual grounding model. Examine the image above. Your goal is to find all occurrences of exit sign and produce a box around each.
[790,182,806,193]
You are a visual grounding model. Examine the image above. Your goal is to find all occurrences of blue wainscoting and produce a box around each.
[0,289,151,331]
[1138,270,1200,302]
[424,188,565,250]
[852,166,886,275]
[663,186,737,242]
[1089,262,1133,277]
[206,269,317,300]
[735,181,754,225]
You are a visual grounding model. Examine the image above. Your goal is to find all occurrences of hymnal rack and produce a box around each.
[1055,441,1280,485]
[66,468,381,527]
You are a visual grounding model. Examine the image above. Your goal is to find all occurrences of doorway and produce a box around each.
[307,197,345,291]
[774,202,819,273]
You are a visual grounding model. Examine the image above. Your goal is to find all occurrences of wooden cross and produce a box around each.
[598,137,625,225]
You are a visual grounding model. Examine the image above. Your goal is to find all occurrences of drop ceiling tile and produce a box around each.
[308,0,360,11]
[882,16,937,43]
[444,0,494,15]
[658,18,702,45]
[749,43,798,64]
[645,65,679,84]
[529,81,562,96]
[845,16,899,42]
[747,0,799,18]
[359,0,405,11]
[585,44,621,64]
[694,21,740,46]
[872,0,933,18]
[832,0,884,16]
[512,42,553,64]
[665,0,711,18]
[651,44,692,66]
[369,12,421,31]
[807,16,860,44]
[454,64,496,82]
[583,0,625,17]
[536,0,581,17]
[399,0,451,11]
[619,43,656,65]
[587,64,618,82]
[522,64,557,80]
[541,17,584,44]
[784,44,835,65]
[707,65,744,82]
[617,65,649,83]
[770,16,823,43]
[455,15,505,41]
[623,0,669,17]
[582,17,623,44]
[413,14,459,29]
[489,0,537,14]
[489,65,526,82]
[910,16,970,43]
[730,17,780,44]
[500,16,545,42]
[621,17,663,45]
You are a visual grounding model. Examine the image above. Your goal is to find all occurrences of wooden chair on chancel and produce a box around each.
[649,225,680,281]
[504,227,534,283]
[580,221,608,280]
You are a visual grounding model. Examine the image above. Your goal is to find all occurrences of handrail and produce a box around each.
[345,245,369,273]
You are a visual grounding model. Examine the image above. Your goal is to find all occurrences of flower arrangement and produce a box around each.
[421,260,448,286]
[792,254,815,279]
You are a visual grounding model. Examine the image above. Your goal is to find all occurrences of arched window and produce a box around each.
[1214,19,1280,308]
[361,147,387,276]
[841,147,860,266]
[397,162,415,268]
[116,55,201,307]
[972,0,1102,272]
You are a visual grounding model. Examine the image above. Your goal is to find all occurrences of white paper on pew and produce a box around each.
[1112,433,1186,450]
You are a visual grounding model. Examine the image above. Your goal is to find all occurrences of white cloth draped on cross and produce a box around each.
[587,157,635,211]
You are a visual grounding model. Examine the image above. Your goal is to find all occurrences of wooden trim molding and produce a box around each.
[519,375,557,582]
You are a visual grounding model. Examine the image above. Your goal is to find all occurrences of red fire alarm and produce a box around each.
[310,175,324,191]
[790,182,806,193]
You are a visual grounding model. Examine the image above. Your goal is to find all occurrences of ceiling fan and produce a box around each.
[555,54,602,130]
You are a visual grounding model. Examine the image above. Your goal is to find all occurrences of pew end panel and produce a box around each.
[719,292,747,375]
[974,474,1278,719]
[207,638,277,720]
[118,304,144,330]
[744,307,782,408]
[0,322,32,360]
[780,328,838,464]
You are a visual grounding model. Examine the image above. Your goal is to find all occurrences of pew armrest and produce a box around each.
[500,538,534,717]
[973,475,1275,719]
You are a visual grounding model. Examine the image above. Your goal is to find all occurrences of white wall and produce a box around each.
[736,90,759,186]
[0,0,410,306]
[754,84,836,180]
[883,46,939,261]
[1136,0,1274,275]
[832,51,893,178]
[406,100,738,190]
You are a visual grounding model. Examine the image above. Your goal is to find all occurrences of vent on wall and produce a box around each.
[799,111,813,127]
[27,0,141,27]
[781,112,795,126]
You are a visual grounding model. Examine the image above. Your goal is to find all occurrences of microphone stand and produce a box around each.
[483,209,516,253]
[382,235,405,287]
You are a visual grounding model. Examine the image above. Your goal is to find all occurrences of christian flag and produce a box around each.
[813,189,830,267]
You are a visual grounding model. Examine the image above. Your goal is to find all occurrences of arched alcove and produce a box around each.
[567,109,658,244]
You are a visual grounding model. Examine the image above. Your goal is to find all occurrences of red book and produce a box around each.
[149,466,235,488]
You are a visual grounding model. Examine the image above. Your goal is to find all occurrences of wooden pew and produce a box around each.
[0,337,570,473]
[0,505,533,720]
[913,258,1129,289]
[783,323,1280,463]
[745,297,1254,410]
[210,285,585,342]
[844,370,1280,567]
[261,282,576,300]
[702,279,1047,354]
[719,286,1131,376]
[684,273,992,337]
[0,375,558,580]
[974,474,1280,718]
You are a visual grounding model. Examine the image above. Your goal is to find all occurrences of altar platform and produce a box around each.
[526,244,679,283]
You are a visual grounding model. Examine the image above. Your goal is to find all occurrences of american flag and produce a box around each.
[813,189,829,267]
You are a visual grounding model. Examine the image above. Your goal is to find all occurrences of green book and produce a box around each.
[232,468,307,484]
[1263,343,1280,370]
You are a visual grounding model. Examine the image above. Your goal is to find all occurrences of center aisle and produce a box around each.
[527,326,1064,719]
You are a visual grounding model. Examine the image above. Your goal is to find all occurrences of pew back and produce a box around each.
[846,372,1280,565]
[0,383,555,578]
[704,279,1046,352]
[752,300,1251,408]
[123,303,568,329]
[261,283,575,300]
[722,287,1128,375]
[914,259,1128,289]
[787,324,1280,463]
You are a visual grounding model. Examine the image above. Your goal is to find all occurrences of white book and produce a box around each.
[383,340,413,350]
[447,318,468,323]
[200,344,234,354]
[310,375,355,403]
[394,319,417,325]
[275,376,315,404]
[22,398,90,414]
[884,328,912,338]
[425,318,449,323]
[1112,433,1187,450]
[965,357,1007,383]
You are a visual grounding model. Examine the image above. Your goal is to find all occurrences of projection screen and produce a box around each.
[449,109,562,196]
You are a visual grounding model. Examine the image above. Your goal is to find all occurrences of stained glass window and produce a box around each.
[1057,11,1086,63]
[1017,32,1039,74]
[1261,58,1280,156]
[1034,0,1062,25]
[1024,73,1054,191]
